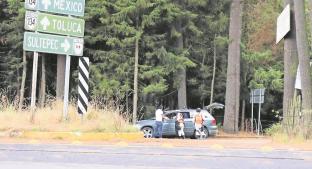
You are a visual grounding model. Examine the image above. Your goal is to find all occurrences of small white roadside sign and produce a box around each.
[276,4,290,44]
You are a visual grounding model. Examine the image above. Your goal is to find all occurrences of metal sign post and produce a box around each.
[250,88,265,135]
[258,100,262,135]
[251,91,254,132]
[63,55,71,120]
[30,51,39,109]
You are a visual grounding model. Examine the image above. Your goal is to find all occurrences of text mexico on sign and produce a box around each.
[25,11,85,37]
[25,0,85,17]
[23,32,84,56]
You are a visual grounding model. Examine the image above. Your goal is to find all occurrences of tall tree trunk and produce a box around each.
[308,0,312,35]
[283,0,298,117]
[39,55,46,107]
[175,20,187,109]
[56,55,65,100]
[133,37,139,124]
[133,16,139,124]
[210,36,217,105]
[18,51,27,111]
[200,43,206,107]
[294,0,312,138]
[294,0,312,111]
[223,0,242,133]
[240,99,245,131]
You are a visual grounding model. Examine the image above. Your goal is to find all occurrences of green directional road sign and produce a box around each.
[23,32,84,56]
[25,11,85,37]
[25,0,85,17]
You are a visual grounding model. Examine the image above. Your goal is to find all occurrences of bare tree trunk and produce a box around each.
[200,48,206,107]
[126,88,129,116]
[200,43,206,107]
[240,99,245,131]
[39,55,46,107]
[133,16,140,124]
[18,51,27,111]
[223,0,242,133]
[56,55,65,100]
[210,36,217,105]
[283,0,298,117]
[133,37,139,124]
[175,20,187,109]
[309,1,312,40]
[294,0,312,111]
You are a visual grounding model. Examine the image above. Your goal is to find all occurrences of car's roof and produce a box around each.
[163,109,214,119]
[164,109,208,113]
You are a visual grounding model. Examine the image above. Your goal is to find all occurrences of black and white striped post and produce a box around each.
[78,57,89,116]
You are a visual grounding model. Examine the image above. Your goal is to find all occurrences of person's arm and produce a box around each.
[201,114,205,124]
[161,111,169,120]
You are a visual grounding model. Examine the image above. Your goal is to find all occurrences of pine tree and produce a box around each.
[0,0,24,103]
[224,0,242,133]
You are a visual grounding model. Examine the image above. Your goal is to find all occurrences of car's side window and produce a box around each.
[180,112,190,119]
[166,112,177,119]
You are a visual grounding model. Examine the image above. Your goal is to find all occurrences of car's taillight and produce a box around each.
[211,119,216,125]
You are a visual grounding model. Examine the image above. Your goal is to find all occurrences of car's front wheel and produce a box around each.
[142,127,154,138]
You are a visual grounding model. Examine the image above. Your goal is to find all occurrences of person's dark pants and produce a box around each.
[155,121,163,138]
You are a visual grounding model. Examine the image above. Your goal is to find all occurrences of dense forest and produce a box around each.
[0,0,311,134]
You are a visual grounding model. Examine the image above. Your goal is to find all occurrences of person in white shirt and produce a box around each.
[155,106,164,138]
[176,112,185,139]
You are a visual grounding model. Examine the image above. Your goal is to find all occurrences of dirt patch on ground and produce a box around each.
[1,136,312,151]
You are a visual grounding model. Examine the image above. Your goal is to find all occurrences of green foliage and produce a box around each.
[0,0,24,96]
[265,123,283,136]
[242,0,284,119]
[0,0,288,124]
[249,68,283,91]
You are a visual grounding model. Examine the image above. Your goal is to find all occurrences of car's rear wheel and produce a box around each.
[194,127,209,139]
[142,127,153,138]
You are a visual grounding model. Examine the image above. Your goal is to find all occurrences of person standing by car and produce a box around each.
[176,112,185,139]
[154,106,164,138]
[193,108,204,139]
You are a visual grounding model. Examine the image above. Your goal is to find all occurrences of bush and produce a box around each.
[265,123,283,136]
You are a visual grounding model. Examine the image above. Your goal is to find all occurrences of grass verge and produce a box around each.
[0,101,138,134]
[265,123,310,144]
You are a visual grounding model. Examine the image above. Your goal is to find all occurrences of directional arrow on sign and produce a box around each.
[24,32,84,56]
[42,0,51,10]
[40,16,50,30]
[61,39,71,52]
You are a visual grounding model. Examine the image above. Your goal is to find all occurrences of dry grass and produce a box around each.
[0,101,138,133]
[265,123,309,144]
[217,130,260,138]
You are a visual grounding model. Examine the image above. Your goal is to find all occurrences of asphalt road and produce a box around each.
[0,143,311,169]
